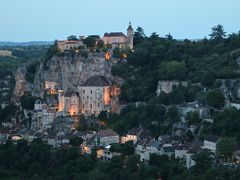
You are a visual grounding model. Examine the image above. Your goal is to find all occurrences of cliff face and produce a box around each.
[32,52,116,97]
[13,66,33,100]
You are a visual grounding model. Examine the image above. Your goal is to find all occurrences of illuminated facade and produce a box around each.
[78,76,111,115]
[103,22,134,49]
[57,40,84,52]
[45,81,58,94]
[57,91,80,116]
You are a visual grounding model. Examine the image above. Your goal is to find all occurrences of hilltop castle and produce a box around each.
[103,22,134,49]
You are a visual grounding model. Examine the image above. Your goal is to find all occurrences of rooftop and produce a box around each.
[104,32,126,38]
[98,129,118,138]
[83,75,109,87]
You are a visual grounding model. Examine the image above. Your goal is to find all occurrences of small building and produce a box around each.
[186,150,196,169]
[96,129,119,146]
[135,139,161,162]
[57,40,84,52]
[121,128,143,144]
[156,80,188,95]
[203,136,220,153]
[34,99,45,111]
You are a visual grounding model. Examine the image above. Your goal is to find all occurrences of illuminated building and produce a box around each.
[103,22,134,49]
[57,90,80,116]
[78,76,111,115]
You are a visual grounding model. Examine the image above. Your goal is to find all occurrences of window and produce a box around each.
[90,104,92,109]
[83,90,85,94]
[90,90,93,94]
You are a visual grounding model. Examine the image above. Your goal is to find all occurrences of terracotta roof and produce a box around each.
[83,76,109,87]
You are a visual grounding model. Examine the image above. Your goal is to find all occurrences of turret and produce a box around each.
[127,22,134,49]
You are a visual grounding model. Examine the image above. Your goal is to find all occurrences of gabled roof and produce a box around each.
[83,76,109,87]
[205,135,220,143]
[64,91,79,97]
[98,129,118,138]
[104,32,126,38]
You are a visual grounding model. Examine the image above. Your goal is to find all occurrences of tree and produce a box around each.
[192,151,213,172]
[83,37,96,48]
[206,89,224,109]
[20,93,36,110]
[69,137,83,147]
[134,27,145,46]
[97,40,104,49]
[126,154,140,172]
[186,111,201,125]
[209,24,226,41]
[158,61,187,80]
[217,137,236,160]
[201,72,214,87]
[167,106,180,124]
[67,35,78,41]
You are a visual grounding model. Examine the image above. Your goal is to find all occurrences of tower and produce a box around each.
[58,89,65,112]
[127,22,134,49]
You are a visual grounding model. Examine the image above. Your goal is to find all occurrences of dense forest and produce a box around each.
[102,25,240,139]
[0,139,240,180]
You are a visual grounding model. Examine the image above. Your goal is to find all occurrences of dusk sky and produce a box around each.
[1,0,240,42]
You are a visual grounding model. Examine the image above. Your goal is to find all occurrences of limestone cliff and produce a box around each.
[32,52,118,97]
[13,66,33,100]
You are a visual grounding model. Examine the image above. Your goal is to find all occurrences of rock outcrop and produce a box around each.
[33,52,118,97]
[13,66,33,100]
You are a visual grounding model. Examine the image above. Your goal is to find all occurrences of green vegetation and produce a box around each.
[1,140,240,180]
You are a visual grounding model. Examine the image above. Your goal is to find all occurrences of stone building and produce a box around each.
[103,22,134,49]
[96,129,119,146]
[58,90,80,116]
[57,40,84,52]
[156,80,188,95]
[78,76,111,115]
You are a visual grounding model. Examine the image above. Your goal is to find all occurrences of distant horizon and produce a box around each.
[1,0,240,41]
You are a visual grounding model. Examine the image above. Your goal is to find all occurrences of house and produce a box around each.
[156,80,188,95]
[136,139,161,161]
[78,76,111,115]
[103,22,133,49]
[121,128,143,144]
[161,144,175,157]
[203,136,220,153]
[186,150,196,169]
[33,107,56,130]
[101,145,121,160]
[57,40,84,52]
[175,145,188,159]
[96,129,119,146]
[34,99,45,111]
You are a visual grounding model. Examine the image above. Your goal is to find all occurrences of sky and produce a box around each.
[0,0,240,42]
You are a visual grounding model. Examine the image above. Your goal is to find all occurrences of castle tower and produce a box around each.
[58,89,65,112]
[127,22,134,49]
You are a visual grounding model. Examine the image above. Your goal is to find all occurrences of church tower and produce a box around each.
[127,22,134,49]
